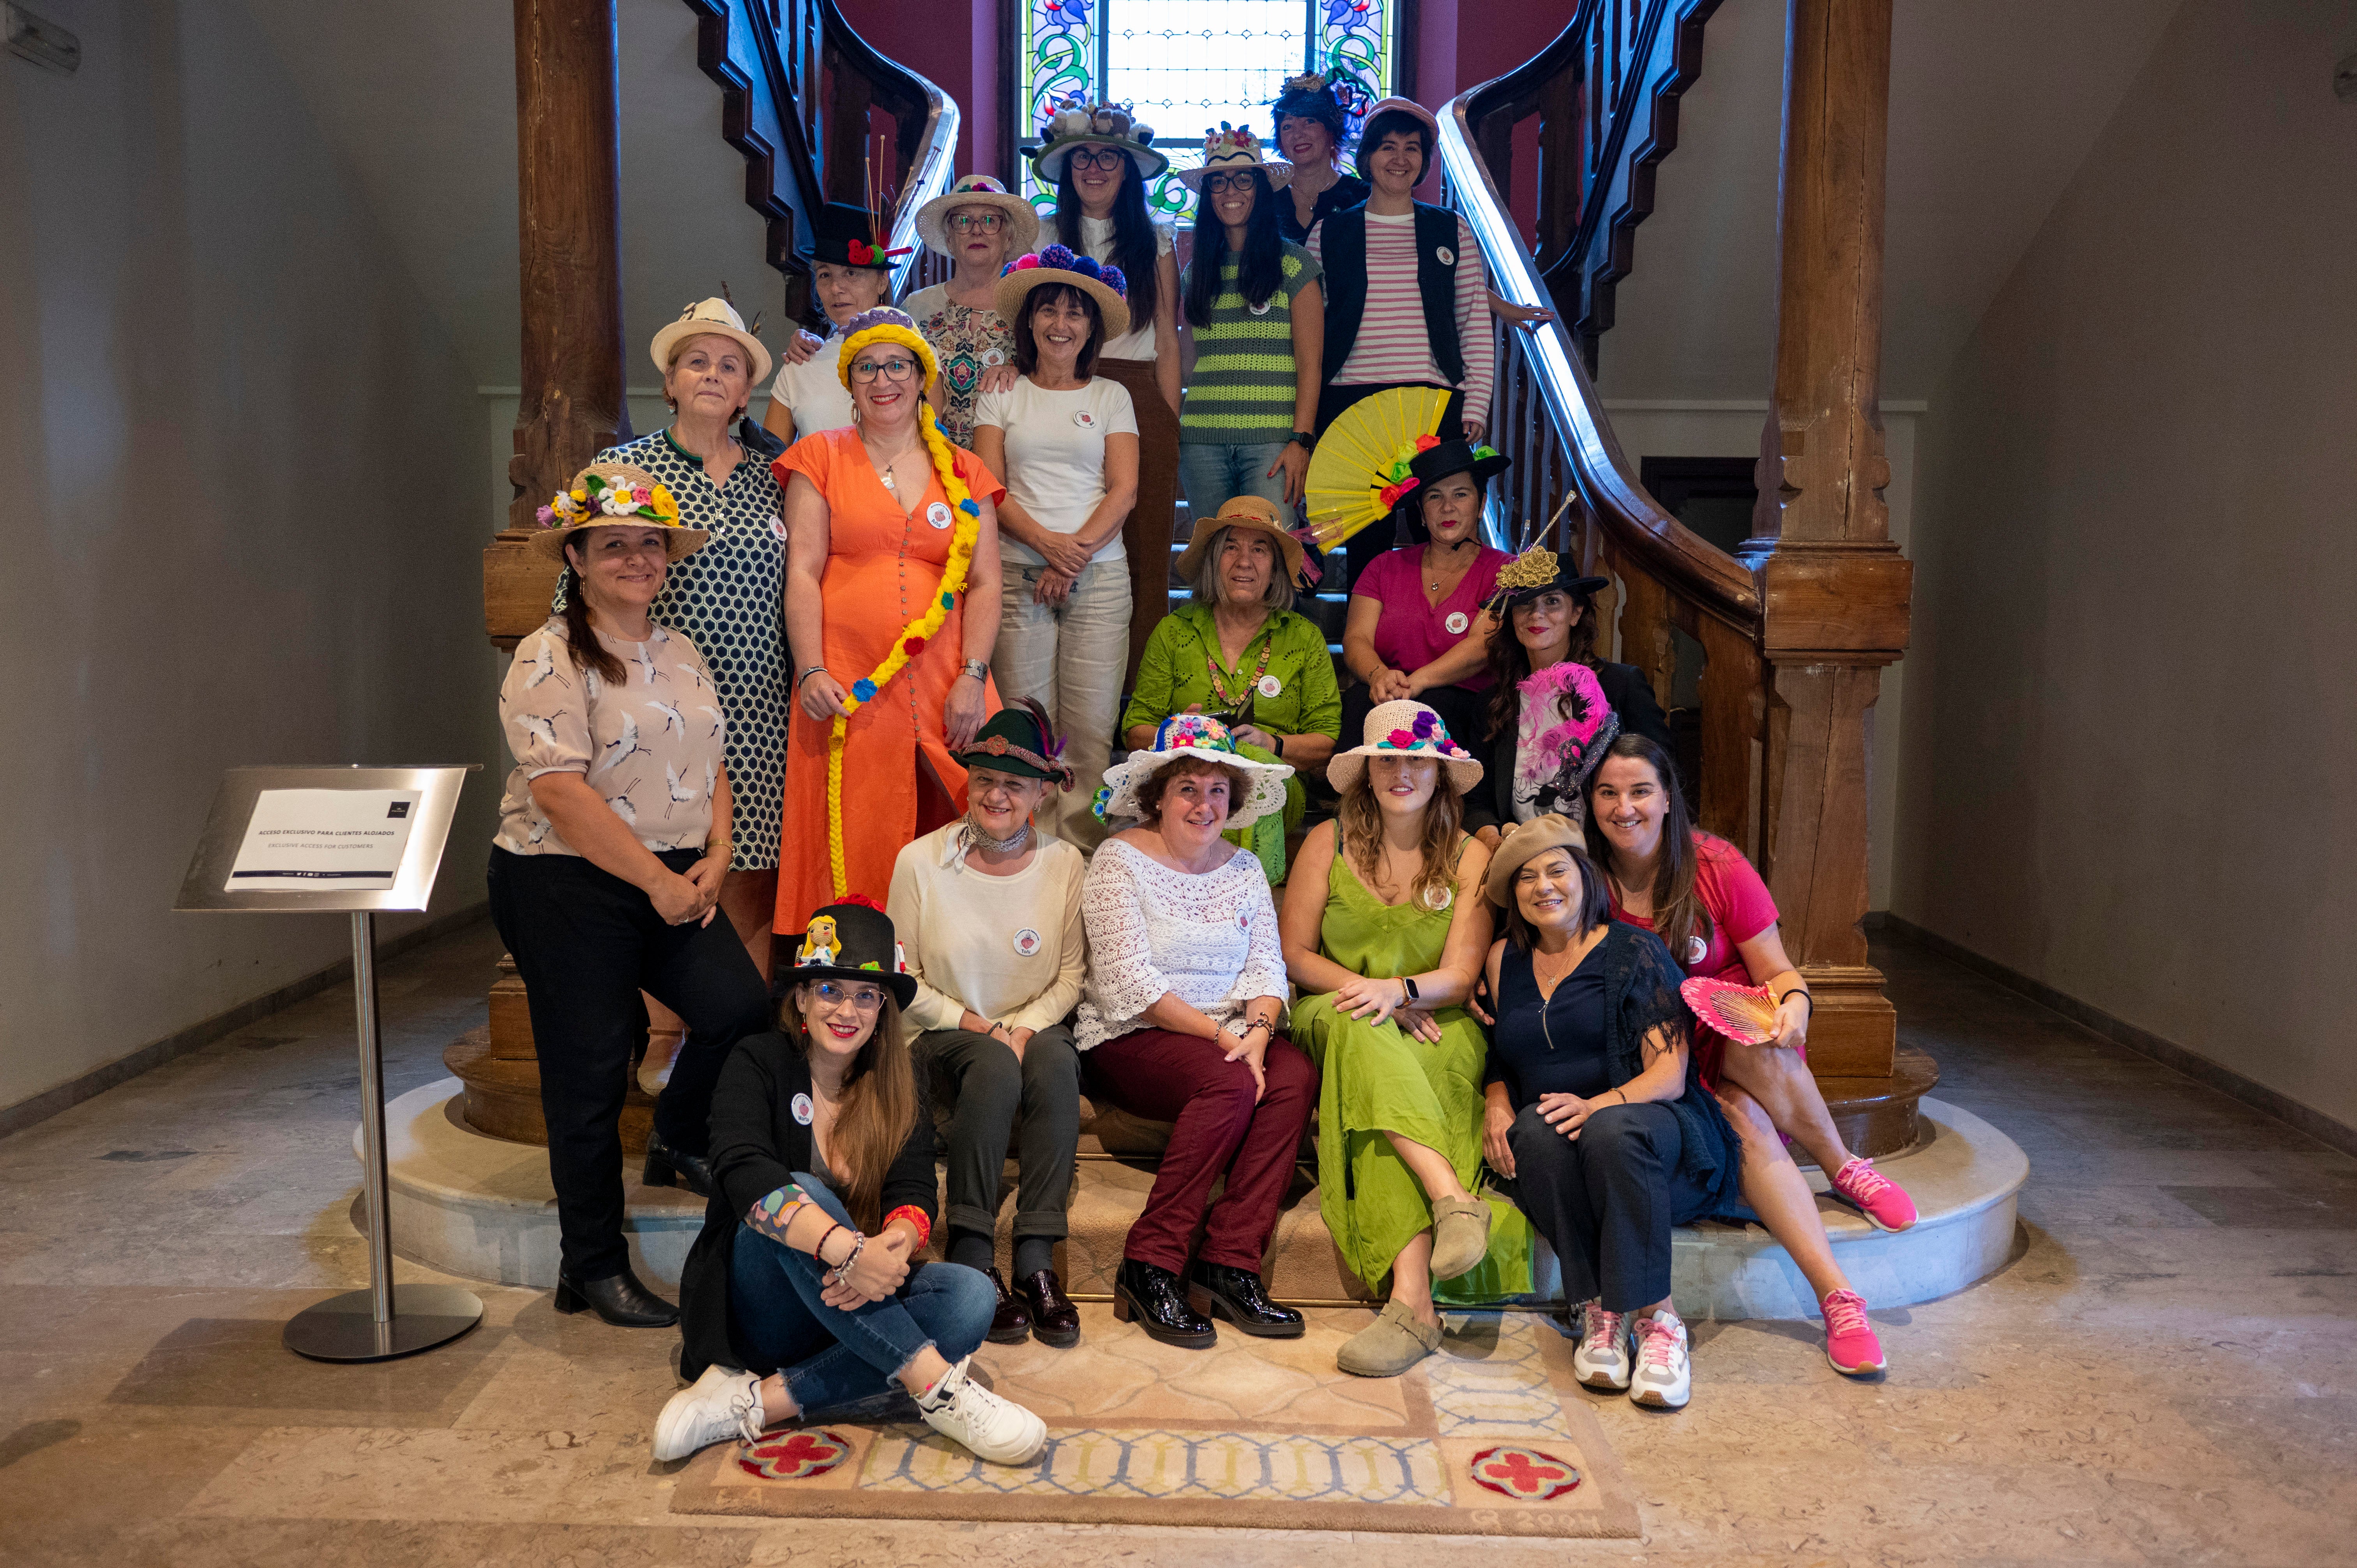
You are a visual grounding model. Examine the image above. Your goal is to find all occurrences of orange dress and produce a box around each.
[773,429,1006,927]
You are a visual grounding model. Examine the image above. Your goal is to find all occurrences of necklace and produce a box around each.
[1424,540,1476,595]
[1205,630,1274,712]
[961,818,1032,856]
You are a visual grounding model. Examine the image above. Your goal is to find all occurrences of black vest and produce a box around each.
[1318,202,1466,388]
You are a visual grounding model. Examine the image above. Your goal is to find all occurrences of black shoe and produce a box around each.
[642,1131,714,1197]
[1021,1268,1082,1349]
[1187,1262,1304,1338]
[985,1267,1034,1345]
[554,1266,680,1327]
[1111,1259,1215,1349]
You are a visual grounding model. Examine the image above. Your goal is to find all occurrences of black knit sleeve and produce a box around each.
[710,1036,797,1220]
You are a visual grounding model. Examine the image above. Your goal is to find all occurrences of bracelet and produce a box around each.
[811,1220,844,1266]
[883,1204,933,1249]
[797,665,830,689]
[1614,1089,1629,1106]
[827,1231,867,1286]
[1774,990,1814,1016]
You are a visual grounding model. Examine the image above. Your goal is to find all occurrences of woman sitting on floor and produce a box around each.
[654,900,1048,1466]
[1281,702,1531,1377]
[1586,735,1914,1377]
[887,703,1088,1350]
[1077,716,1315,1349]
[1481,816,1742,1412]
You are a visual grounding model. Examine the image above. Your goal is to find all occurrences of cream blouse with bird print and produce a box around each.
[495,616,725,857]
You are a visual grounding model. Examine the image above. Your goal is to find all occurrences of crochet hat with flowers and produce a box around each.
[530,462,707,563]
[1092,713,1293,831]
[1175,123,1293,191]
[1325,700,1484,798]
[994,245,1132,345]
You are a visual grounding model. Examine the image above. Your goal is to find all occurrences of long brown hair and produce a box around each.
[1482,587,1601,740]
[559,538,627,689]
[1336,764,1464,912]
[781,987,917,1232]
[1582,735,1710,966]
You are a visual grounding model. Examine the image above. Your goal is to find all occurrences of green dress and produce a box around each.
[1290,842,1535,1303]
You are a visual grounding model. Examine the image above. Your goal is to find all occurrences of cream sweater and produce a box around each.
[885,823,1088,1033]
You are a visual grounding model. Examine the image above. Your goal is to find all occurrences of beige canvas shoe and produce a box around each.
[1336,1299,1445,1377]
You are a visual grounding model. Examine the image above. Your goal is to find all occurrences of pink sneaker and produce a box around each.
[1820,1288,1885,1376]
[1830,1157,1918,1232]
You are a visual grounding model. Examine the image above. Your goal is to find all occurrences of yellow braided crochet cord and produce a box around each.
[825,398,982,896]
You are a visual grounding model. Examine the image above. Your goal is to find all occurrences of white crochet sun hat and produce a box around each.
[1092,713,1293,831]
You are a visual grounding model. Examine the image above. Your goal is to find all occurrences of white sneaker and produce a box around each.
[1627,1310,1691,1411]
[916,1356,1048,1465]
[1571,1302,1631,1391]
[652,1361,765,1460]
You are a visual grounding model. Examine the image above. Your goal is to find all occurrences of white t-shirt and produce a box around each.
[1078,214,1172,360]
[973,375,1137,564]
[770,329,855,439]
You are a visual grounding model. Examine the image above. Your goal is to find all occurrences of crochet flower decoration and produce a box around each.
[1154,713,1241,754]
[1373,709,1470,758]
[536,470,679,529]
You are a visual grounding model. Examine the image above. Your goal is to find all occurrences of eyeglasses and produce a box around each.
[1067,147,1129,173]
[1201,173,1258,195]
[812,980,886,1012]
[947,212,1005,233]
[849,356,920,382]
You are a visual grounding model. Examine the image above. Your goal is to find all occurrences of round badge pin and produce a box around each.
[926,501,952,529]
[1437,245,1456,265]
[791,1092,814,1126]
[1013,927,1041,957]
[1444,610,1470,634]
[1256,674,1282,698]
[1686,934,1710,965]
[1072,410,1097,429]
[1246,299,1272,316]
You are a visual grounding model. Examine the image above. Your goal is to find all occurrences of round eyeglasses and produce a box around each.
[1067,147,1129,173]
[812,980,885,1012]
[947,212,1005,233]
[1202,173,1258,195]
[849,356,920,383]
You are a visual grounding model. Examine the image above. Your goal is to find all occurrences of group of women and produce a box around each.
[484,74,1923,1476]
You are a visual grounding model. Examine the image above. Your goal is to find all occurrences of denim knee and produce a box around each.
[928,1261,1000,1361]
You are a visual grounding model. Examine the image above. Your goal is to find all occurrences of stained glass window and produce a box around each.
[1014,0,1397,221]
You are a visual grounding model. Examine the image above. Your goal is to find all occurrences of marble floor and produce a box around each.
[1,922,2352,1566]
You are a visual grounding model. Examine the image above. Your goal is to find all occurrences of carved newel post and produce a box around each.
[1742,0,1910,1075]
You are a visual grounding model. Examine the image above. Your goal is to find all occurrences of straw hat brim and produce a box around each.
[995,266,1133,347]
[1097,747,1294,831]
[1033,134,1170,182]
[1326,745,1483,800]
[648,321,774,390]
[1176,158,1295,191]
[530,517,710,564]
[915,187,1042,260]
[1174,510,1311,590]
[1482,814,1594,906]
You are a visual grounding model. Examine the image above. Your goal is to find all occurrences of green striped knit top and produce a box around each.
[1178,241,1323,447]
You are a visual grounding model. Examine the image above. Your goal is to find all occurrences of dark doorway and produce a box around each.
[1636,457,1758,802]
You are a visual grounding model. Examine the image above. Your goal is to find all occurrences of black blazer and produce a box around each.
[677,1031,939,1381]
[1464,660,1672,831]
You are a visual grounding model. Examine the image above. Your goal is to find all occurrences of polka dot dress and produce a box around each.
[567,429,788,872]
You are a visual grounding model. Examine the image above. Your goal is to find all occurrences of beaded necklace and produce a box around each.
[1205,635,1274,713]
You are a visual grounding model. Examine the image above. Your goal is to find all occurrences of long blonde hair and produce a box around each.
[1337,764,1465,911]
[782,988,917,1232]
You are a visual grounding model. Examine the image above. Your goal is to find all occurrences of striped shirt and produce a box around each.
[1308,209,1493,426]
[1178,242,1322,446]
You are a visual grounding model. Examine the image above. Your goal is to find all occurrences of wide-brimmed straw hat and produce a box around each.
[1174,495,1317,590]
[529,461,709,563]
[649,295,772,387]
[1093,714,1293,831]
[778,896,918,1009]
[1325,700,1484,798]
[1175,124,1293,191]
[1482,813,1594,907]
[915,174,1041,260]
[994,246,1132,345]
[1032,94,1169,182]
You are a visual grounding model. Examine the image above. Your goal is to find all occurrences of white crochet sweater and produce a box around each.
[1073,837,1288,1051]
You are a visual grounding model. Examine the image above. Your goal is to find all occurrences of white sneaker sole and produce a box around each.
[1575,1361,1631,1392]
[1629,1382,1689,1410]
[1825,1344,1887,1376]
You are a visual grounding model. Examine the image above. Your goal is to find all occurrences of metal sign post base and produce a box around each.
[284,1283,486,1362]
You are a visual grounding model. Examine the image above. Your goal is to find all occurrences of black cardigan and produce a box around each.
[1463,660,1672,831]
[677,1031,939,1381]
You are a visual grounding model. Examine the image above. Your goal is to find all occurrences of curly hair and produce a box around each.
[1335,764,1465,913]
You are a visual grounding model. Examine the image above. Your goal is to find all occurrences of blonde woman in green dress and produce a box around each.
[1281,700,1533,1376]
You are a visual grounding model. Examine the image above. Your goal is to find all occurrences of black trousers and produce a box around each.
[913,1026,1082,1243]
[1338,680,1490,760]
[487,846,770,1281]
[1506,1100,1708,1313]
[1314,381,1466,593]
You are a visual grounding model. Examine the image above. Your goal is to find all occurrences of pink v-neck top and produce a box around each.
[1351,543,1512,690]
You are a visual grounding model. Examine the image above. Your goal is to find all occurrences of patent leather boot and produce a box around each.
[1111,1259,1215,1348]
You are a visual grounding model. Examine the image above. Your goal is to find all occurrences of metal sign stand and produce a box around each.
[177,765,486,1362]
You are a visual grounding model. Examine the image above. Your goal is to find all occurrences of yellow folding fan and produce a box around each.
[1300,386,1455,552]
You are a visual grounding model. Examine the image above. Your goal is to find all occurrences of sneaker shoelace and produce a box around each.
[1581,1307,1624,1357]
[1837,1158,1894,1202]
[1636,1317,1680,1375]
[728,1380,765,1444]
[1821,1289,1871,1339]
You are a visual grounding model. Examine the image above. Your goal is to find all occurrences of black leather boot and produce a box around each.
[1188,1261,1304,1338]
[1112,1259,1216,1348]
[554,1265,680,1328]
[1021,1268,1082,1349]
[642,1130,714,1197]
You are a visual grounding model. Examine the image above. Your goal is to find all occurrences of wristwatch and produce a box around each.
[959,658,988,682]
[1290,430,1316,450]
[1400,975,1421,1005]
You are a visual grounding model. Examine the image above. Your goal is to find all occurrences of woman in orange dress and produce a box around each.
[776,306,1006,925]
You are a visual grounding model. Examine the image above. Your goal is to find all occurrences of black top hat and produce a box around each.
[1408,439,1512,489]
[808,203,903,270]
[778,897,918,1008]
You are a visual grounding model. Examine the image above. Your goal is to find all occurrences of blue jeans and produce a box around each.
[726,1174,996,1418]
[1178,440,1296,524]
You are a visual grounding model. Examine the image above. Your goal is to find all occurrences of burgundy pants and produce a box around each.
[1083,1028,1318,1274]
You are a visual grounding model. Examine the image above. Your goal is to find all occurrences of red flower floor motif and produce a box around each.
[1466,1444,1581,1502]
[737,1428,854,1481]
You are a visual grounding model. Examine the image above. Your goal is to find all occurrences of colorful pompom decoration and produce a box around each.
[1100,265,1127,295]
[1039,243,1078,269]
[1070,255,1102,279]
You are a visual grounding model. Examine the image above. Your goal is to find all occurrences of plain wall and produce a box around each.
[1891,0,2357,1128]
[0,0,502,1114]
